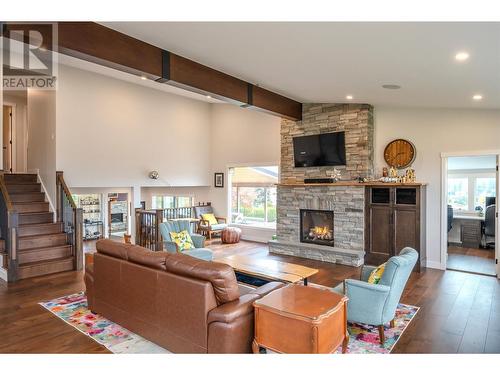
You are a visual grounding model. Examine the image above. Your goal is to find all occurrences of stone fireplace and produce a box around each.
[269,103,374,266]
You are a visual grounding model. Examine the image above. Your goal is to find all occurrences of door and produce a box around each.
[496,155,499,278]
[394,208,418,252]
[2,105,12,172]
[366,205,393,265]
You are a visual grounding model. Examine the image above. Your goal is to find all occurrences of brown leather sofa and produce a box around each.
[84,239,283,353]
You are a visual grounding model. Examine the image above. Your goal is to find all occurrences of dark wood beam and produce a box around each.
[252,85,302,121]
[2,22,302,120]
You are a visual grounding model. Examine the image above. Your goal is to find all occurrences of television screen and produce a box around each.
[293,131,346,167]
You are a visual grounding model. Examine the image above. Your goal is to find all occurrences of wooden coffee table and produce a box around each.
[216,255,318,285]
[252,284,349,354]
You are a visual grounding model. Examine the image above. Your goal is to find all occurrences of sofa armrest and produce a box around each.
[345,278,390,294]
[190,233,206,248]
[360,265,377,282]
[84,262,95,311]
[208,293,259,324]
[216,216,227,224]
[199,219,211,229]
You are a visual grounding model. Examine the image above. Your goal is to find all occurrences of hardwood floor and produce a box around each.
[2,239,500,353]
[447,245,496,276]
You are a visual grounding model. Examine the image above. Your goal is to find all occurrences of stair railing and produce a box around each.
[0,173,19,282]
[56,171,83,271]
[135,209,164,251]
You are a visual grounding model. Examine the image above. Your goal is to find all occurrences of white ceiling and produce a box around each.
[101,22,500,109]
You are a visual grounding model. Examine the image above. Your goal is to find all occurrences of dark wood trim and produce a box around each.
[3,21,302,120]
[252,85,302,121]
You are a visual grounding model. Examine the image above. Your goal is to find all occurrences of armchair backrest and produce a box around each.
[485,204,496,236]
[194,205,214,219]
[159,220,193,242]
[379,247,418,323]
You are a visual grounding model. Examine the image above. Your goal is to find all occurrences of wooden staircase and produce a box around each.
[1,173,76,280]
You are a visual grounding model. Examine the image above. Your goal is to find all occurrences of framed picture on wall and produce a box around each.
[214,172,224,188]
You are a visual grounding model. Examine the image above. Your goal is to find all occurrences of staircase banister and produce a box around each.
[56,171,77,209]
[0,174,15,213]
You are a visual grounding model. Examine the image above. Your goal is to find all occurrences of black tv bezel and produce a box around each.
[292,131,346,168]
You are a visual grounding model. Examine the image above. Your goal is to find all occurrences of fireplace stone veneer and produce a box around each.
[269,185,365,266]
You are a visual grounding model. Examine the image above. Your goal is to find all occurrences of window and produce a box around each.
[230,166,278,228]
[448,178,468,210]
[447,175,496,211]
[151,196,194,209]
[475,177,496,208]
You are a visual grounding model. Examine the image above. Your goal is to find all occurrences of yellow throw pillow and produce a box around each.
[201,213,218,226]
[169,230,194,251]
[368,263,386,284]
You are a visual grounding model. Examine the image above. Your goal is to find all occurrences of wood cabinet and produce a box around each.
[365,185,426,271]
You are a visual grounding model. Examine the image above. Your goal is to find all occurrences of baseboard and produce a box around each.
[240,234,269,243]
[426,260,445,270]
[35,170,57,221]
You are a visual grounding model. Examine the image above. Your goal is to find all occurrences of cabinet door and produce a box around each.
[366,206,393,265]
[394,208,418,253]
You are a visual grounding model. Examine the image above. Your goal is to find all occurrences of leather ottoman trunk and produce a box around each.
[221,227,242,244]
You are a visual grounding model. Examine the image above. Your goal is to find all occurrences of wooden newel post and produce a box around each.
[155,209,164,251]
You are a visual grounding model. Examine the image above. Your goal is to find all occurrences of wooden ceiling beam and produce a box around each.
[2,22,302,120]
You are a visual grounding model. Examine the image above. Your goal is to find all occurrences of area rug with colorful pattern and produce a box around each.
[40,292,418,354]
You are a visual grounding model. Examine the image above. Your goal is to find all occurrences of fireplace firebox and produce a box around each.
[300,209,334,247]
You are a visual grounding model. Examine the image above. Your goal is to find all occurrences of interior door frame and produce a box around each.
[441,150,500,277]
[2,102,16,172]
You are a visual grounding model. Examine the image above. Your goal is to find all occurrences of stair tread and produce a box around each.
[19,256,73,268]
[19,244,71,253]
[19,222,62,227]
[19,232,66,240]
[19,211,53,215]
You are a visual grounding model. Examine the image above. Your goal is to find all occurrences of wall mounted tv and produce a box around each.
[293,131,346,167]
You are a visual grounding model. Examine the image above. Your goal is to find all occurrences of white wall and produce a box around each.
[56,65,212,188]
[27,89,57,208]
[209,104,281,241]
[374,107,500,268]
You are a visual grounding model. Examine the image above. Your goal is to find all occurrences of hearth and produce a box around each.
[300,209,334,247]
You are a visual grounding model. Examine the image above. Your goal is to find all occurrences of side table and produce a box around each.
[252,284,349,354]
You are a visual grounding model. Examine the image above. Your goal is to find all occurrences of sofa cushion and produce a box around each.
[165,253,239,305]
[368,262,386,284]
[201,213,218,226]
[127,245,169,270]
[96,239,130,260]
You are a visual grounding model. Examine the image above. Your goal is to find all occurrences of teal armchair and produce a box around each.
[159,220,213,261]
[335,247,418,344]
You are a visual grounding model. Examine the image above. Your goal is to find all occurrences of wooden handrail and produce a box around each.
[56,171,83,271]
[56,171,77,209]
[0,174,14,212]
[0,173,19,282]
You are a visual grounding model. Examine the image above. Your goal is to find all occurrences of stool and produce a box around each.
[221,227,242,244]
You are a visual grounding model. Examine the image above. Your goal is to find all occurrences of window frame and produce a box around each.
[151,195,194,210]
[447,171,496,213]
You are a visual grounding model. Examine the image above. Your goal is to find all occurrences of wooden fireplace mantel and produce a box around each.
[276,181,428,187]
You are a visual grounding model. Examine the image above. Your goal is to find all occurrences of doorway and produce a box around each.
[2,105,13,173]
[443,153,498,277]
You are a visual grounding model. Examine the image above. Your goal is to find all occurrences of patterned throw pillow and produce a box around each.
[368,262,386,284]
[201,213,218,226]
[169,230,194,251]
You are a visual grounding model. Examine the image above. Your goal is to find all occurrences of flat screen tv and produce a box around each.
[293,131,346,167]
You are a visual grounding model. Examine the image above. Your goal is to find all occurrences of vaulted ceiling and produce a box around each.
[102,22,500,109]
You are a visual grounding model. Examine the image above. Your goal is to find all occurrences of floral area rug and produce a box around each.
[40,292,418,354]
[39,292,168,354]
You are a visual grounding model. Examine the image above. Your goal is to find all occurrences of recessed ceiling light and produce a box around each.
[472,94,483,101]
[455,51,470,61]
[206,95,212,99]
[140,76,147,80]
[346,95,353,100]
[382,84,401,90]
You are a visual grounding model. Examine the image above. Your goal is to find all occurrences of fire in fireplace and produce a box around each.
[300,209,334,246]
